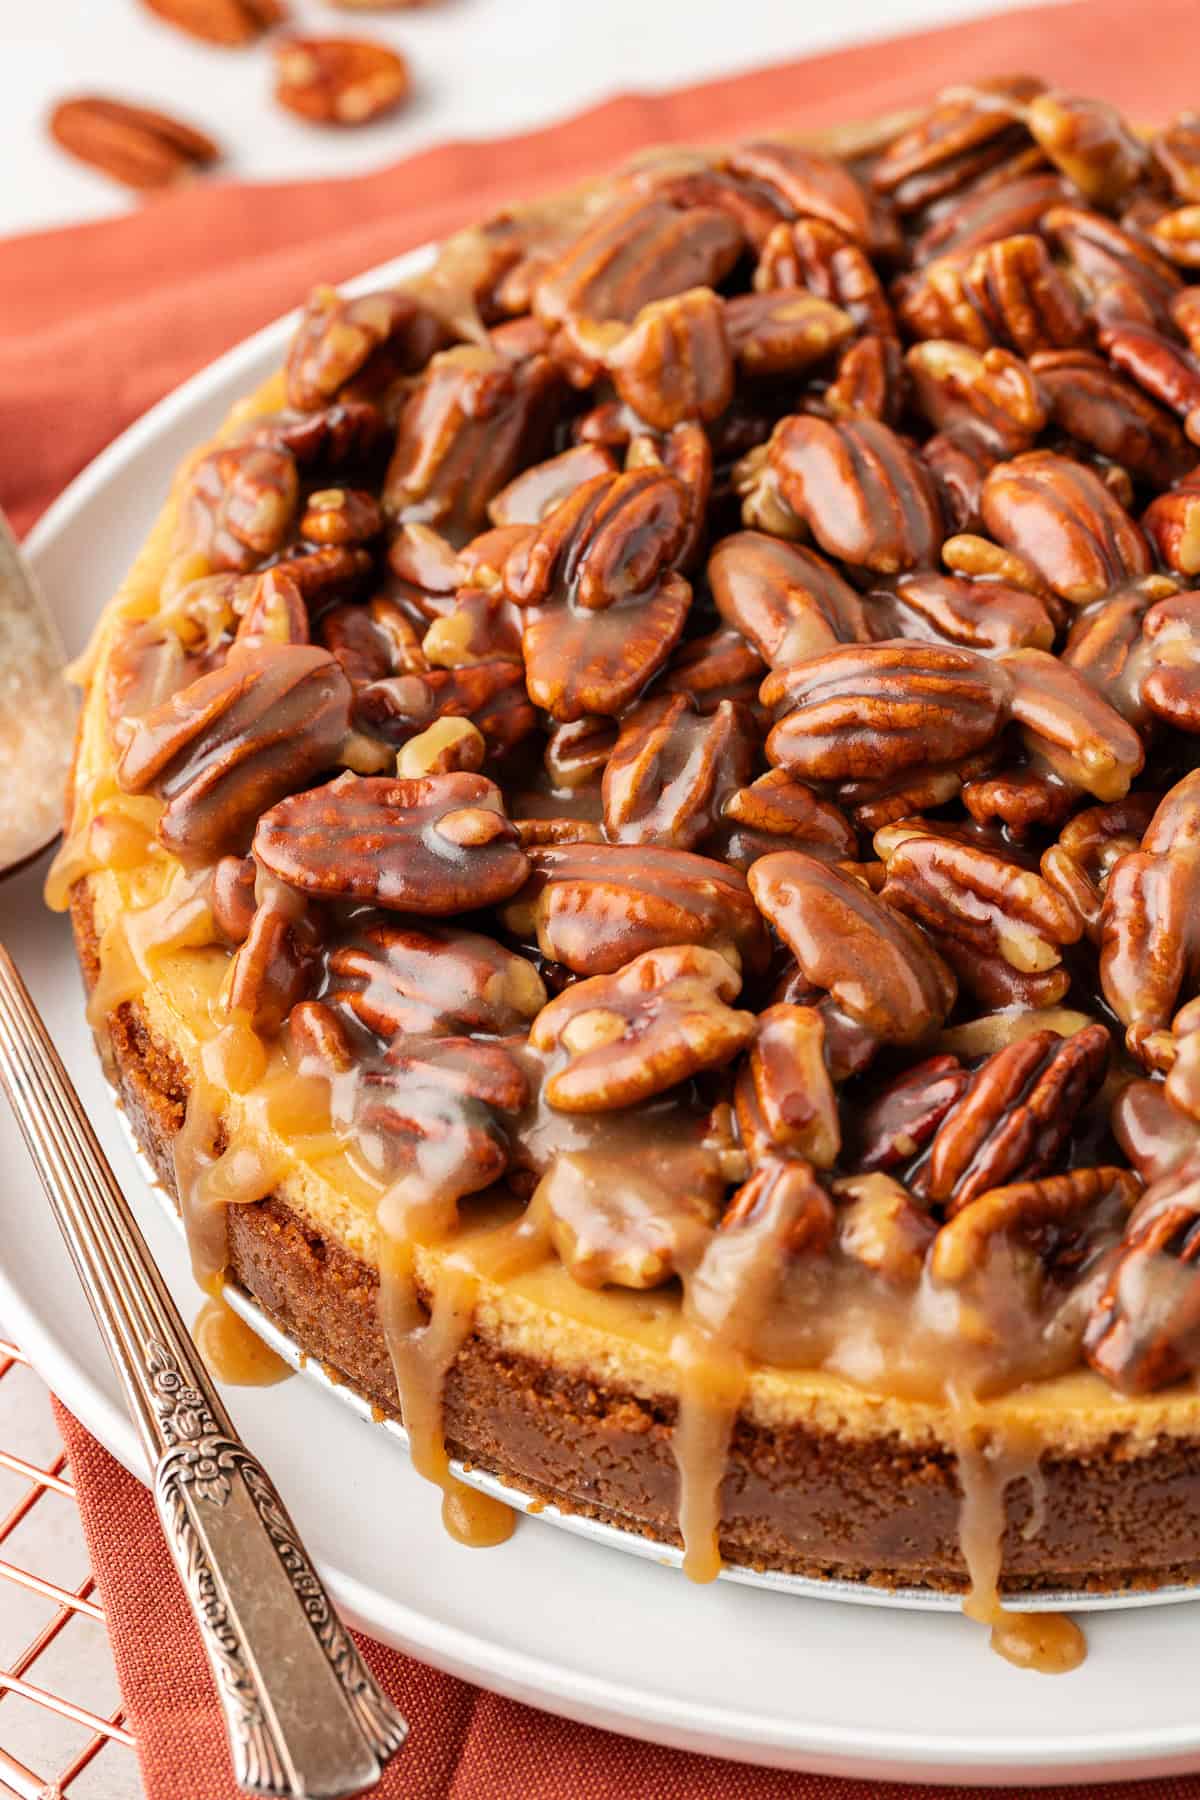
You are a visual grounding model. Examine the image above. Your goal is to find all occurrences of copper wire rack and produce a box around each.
[0,1332,140,1800]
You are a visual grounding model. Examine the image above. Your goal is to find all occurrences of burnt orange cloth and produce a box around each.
[17,0,1200,1792]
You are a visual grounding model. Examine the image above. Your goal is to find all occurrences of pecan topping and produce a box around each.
[286,288,444,412]
[834,1173,937,1285]
[720,769,856,871]
[1025,91,1147,204]
[226,887,321,1038]
[1100,771,1200,1060]
[1003,647,1146,801]
[1030,349,1194,488]
[760,415,943,574]
[763,643,1011,786]
[602,694,755,850]
[980,451,1153,604]
[867,572,1054,653]
[895,235,1088,357]
[869,78,1044,213]
[488,442,616,528]
[918,1024,1112,1214]
[1040,792,1160,941]
[693,1160,835,1347]
[117,644,352,864]
[183,446,299,573]
[933,1166,1138,1287]
[723,290,855,379]
[708,531,871,669]
[503,842,767,977]
[252,770,529,912]
[724,141,899,256]
[855,1055,971,1173]
[754,217,895,339]
[749,852,956,1047]
[531,944,755,1113]
[1143,468,1200,576]
[906,341,1046,457]
[1084,1170,1200,1392]
[593,288,735,431]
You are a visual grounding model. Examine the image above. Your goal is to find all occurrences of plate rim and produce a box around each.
[9,241,1200,1783]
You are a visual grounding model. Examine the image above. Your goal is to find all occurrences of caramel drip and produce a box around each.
[951,1395,1085,1675]
[84,866,214,1046]
[194,1295,292,1387]
[670,1332,746,1584]
[173,1073,286,1291]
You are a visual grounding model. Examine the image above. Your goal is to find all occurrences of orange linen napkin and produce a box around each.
[51,1399,1197,1800]
[20,2,1200,1792]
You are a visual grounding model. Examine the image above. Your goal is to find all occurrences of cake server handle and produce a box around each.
[0,945,408,1799]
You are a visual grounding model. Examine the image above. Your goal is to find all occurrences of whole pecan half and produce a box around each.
[488,442,617,528]
[1031,349,1194,488]
[754,217,895,338]
[325,918,546,1039]
[719,769,857,871]
[748,851,956,1046]
[249,402,388,474]
[762,415,943,574]
[932,1165,1138,1287]
[1040,792,1160,941]
[734,1002,840,1169]
[1044,205,1182,330]
[708,530,871,669]
[1085,1160,1200,1392]
[141,0,283,45]
[117,643,352,864]
[48,95,220,189]
[763,642,1012,785]
[286,287,445,413]
[855,1054,971,1173]
[602,694,755,850]
[1114,1079,1200,1186]
[530,944,755,1113]
[866,571,1055,653]
[1025,90,1147,204]
[724,141,901,256]
[895,235,1088,358]
[918,1024,1112,1214]
[533,196,743,331]
[504,470,693,720]
[253,769,529,912]
[182,445,299,573]
[502,841,768,977]
[723,290,855,380]
[906,341,1046,457]
[912,173,1072,267]
[879,827,1083,1009]
[1100,770,1200,1055]
[869,78,1044,213]
[226,886,321,1038]
[980,450,1153,604]
[383,345,561,542]
[273,36,410,127]
[1143,468,1200,575]
[1155,113,1200,201]
[1002,646,1146,801]
[583,287,735,431]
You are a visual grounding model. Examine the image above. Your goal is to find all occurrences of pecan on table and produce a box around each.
[140,0,283,45]
[274,37,411,128]
[48,95,220,190]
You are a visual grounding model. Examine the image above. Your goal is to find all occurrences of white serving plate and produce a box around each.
[3,246,1200,1785]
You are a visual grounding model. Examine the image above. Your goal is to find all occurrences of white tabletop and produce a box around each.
[2,0,1041,241]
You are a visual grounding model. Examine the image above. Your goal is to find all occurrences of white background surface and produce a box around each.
[2,0,1050,239]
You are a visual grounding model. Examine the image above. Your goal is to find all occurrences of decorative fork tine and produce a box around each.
[0,945,407,1798]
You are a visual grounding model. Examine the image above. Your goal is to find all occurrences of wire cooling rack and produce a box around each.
[0,1332,139,1800]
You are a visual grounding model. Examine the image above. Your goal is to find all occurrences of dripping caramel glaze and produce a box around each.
[194,1294,293,1387]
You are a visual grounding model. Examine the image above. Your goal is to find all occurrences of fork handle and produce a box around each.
[0,946,407,1798]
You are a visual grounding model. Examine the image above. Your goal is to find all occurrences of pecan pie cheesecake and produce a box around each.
[50,78,1200,1668]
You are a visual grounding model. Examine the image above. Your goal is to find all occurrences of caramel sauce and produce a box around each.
[195,1294,292,1387]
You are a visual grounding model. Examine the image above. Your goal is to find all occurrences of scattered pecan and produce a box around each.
[734,1003,840,1169]
[918,1024,1112,1214]
[582,288,735,430]
[253,769,529,912]
[878,826,1083,1009]
[140,0,283,46]
[249,402,388,474]
[182,445,299,573]
[325,918,545,1039]
[1154,113,1200,201]
[273,36,409,126]
[602,694,755,850]
[1114,1079,1200,1186]
[1147,206,1200,271]
[209,855,257,945]
[530,944,755,1113]
[759,415,944,574]
[48,95,220,190]
[659,628,765,715]
[708,530,871,669]
[319,595,427,684]
[748,851,956,1047]
[763,643,1012,786]
[503,842,768,977]
[825,334,907,425]
[233,570,309,648]
[1139,589,1200,731]
[979,451,1153,604]
[1044,205,1182,330]
[117,644,352,863]
[1101,321,1200,437]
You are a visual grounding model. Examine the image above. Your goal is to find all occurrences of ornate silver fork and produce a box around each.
[0,508,407,1797]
